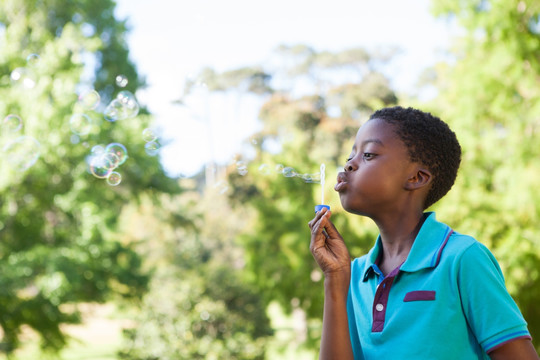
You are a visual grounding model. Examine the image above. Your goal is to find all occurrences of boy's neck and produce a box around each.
[375,211,427,267]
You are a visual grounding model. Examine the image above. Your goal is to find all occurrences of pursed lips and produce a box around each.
[334,172,348,192]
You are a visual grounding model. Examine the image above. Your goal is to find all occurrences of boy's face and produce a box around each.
[335,118,418,217]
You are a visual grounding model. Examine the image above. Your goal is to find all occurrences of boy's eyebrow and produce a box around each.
[352,138,384,152]
[360,138,384,147]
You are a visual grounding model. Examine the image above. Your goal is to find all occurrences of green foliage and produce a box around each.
[428,0,540,349]
[116,190,273,359]
[195,46,398,350]
[119,265,271,360]
[5,0,538,357]
[0,0,180,354]
[188,66,273,95]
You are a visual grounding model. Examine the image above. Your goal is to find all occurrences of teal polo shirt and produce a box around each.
[347,212,531,359]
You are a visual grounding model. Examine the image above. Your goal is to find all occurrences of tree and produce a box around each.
[116,188,273,360]
[191,45,399,351]
[0,0,181,354]
[428,0,540,349]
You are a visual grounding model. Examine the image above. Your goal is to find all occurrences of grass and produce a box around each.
[4,301,318,360]
[5,303,125,360]
[8,341,120,360]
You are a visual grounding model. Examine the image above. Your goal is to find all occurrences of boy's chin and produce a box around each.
[339,198,358,214]
[340,198,369,216]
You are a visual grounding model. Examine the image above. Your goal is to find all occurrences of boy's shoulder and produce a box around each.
[350,220,496,274]
[444,230,480,253]
[444,230,495,263]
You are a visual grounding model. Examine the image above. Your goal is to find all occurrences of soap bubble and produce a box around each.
[142,128,157,142]
[69,113,92,135]
[78,90,100,110]
[258,164,271,175]
[116,90,139,118]
[236,161,248,176]
[282,167,296,177]
[144,141,160,156]
[86,143,124,179]
[213,180,229,194]
[86,151,119,178]
[103,99,124,122]
[3,136,41,171]
[2,114,23,132]
[91,144,106,156]
[104,91,139,121]
[10,67,36,89]
[26,54,40,66]
[117,90,132,103]
[272,163,322,183]
[238,168,248,176]
[184,74,209,96]
[102,152,121,170]
[115,74,128,87]
[88,156,113,179]
[105,143,128,165]
[300,173,321,183]
[106,171,122,186]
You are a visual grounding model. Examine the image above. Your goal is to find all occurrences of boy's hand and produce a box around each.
[308,207,351,277]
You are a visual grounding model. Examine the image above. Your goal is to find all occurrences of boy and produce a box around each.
[308,106,538,359]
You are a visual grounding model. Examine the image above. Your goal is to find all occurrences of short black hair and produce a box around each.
[369,106,461,209]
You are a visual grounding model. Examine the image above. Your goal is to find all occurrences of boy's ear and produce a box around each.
[404,167,432,191]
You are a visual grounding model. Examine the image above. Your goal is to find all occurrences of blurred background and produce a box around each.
[1,0,539,358]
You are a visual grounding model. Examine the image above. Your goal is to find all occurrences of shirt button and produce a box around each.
[376,304,384,312]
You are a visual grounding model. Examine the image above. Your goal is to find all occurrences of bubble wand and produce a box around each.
[320,163,325,205]
[315,163,330,213]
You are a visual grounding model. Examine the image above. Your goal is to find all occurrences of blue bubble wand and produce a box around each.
[315,163,330,213]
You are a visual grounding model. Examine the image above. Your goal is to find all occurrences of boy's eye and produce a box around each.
[363,152,375,159]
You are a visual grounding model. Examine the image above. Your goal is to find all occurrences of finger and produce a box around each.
[311,225,332,258]
[314,210,332,233]
[311,209,331,234]
[320,213,346,250]
[310,230,327,254]
[310,215,329,247]
[311,218,325,237]
[321,211,341,239]
[308,207,329,229]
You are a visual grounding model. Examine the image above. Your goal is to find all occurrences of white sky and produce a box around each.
[114,0,457,177]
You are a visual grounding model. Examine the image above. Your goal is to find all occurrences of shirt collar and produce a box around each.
[362,212,452,282]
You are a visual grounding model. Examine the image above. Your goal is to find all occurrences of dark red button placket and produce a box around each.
[371,265,401,333]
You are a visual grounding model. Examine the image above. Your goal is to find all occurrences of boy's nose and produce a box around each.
[344,162,356,172]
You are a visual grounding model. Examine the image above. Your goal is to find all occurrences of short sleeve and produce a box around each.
[457,242,531,353]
